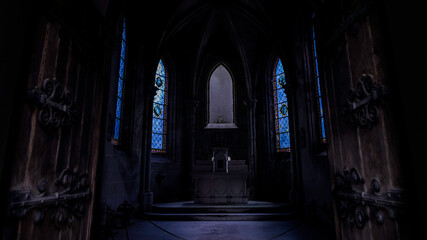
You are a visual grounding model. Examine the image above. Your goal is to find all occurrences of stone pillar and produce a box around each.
[138,85,157,212]
[184,99,199,197]
[247,98,257,199]
[285,83,301,205]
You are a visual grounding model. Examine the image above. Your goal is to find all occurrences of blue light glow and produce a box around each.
[313,25,326,142]
[113,18,127,141]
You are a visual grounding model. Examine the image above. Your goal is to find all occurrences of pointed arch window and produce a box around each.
[312,24,326,143]
[151,59,168,153]
[113,18,127,141]
[273,58,291,152]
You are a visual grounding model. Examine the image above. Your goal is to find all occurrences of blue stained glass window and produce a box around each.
[151,133,163,149]
[151,59,168,153]
[312,24,326,143]
[273,58,291,152]
[119,59,125,78]
[116,98,122,119]
[152,118,164,134]
[113,18,127,141]
[114,118,121,140]
[117,78,123,98]
[154,89,165,103]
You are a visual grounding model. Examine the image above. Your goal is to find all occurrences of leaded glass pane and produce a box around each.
[154,89,165,104]
[273,58,290,152]
[155,76,165,90]
[152,118,164,134]
[153,104,164,118]
[116,98,122,119]
[279,133,285,149]
[119,58,125,79]
[156,60,165,77]
[321,118,326,139]
[276,74,286,89]
[151,59,168,152]
[276,60,284,75]
[114,118,120,140]
[117,78,123,98]
[151,133,163,149]
[313,33,317,58]
[121,41,126,60]
[279,103,288,117]
[279,118,289,133]
[315,59,319,77]
[319,97,323,116]
[313,24,326,143]
[279,132,290,149]
[284,132,290,149]
[122,19,126,41]
[113,18,127,141]
[277,89,287,104]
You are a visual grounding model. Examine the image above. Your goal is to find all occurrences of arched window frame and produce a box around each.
[272,57,291,152]
[112,17,127,144]
[312,15,327,145]
[205,63,237,129]
[151,59,169,153]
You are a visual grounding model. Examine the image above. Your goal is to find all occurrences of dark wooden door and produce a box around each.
[319,2,405,240]
[5,13,106,240]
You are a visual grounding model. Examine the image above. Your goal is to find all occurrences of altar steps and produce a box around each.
[143,201,297,221]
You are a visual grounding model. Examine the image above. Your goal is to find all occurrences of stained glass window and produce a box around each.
[273,58,291,152]
[151,59,168,153]
[113,18,127,140]
[312,25,326,143]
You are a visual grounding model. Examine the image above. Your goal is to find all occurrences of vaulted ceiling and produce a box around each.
[128,0,308,56]
[118,0,313,97]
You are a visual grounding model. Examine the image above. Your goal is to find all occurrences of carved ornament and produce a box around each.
[9,168,91,228]
[27,78,75,128]
[333,167,404,229]
[342,74,389,128]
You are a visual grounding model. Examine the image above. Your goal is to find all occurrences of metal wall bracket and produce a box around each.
[9,168,91,228]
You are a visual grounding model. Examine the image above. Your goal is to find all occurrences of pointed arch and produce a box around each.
[312,22,326,143]
[272,57,290,152]
[113,18,127,141]
[151,59,169,153]
[209,64,234,124]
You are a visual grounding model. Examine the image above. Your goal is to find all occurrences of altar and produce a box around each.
[193,148,248,204]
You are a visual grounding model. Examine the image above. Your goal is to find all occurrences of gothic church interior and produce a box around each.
[0,0,426,239]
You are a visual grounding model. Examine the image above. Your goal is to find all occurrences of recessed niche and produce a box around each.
[205,64,237,129]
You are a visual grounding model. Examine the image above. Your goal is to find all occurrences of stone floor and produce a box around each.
[111,219,335,240]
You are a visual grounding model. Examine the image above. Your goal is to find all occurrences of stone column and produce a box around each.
[285,83,301,205]
[138,85,157,212]
[184,99,199,197]
[247,98,257,199]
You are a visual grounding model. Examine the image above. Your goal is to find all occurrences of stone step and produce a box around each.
[151,201,292,214]
[228,165,248,172]
[228,160,246,165]
[142,212,297,221]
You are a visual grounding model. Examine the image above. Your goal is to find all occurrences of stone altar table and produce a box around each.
[193,149,248,204]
